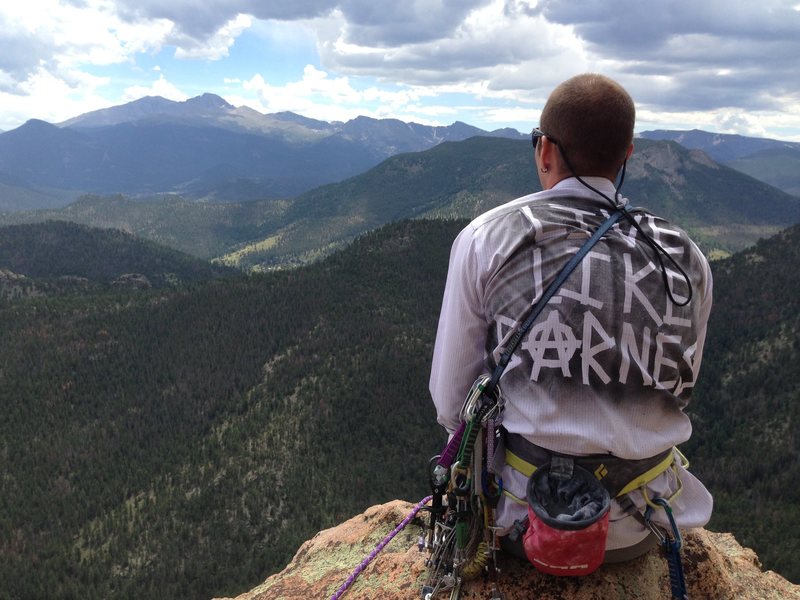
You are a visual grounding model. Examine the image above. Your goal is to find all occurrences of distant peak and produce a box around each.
[22,118,56,128]
[12,119,62,135]
[270,110,308,120]
[348,115,377,124]
[184,93,234,110]
[132,95,171,104]
[268,111,333,130]
[119,96,177,111]
[448,120,486,133]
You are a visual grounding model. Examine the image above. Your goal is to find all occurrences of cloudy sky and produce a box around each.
[2,0,800,140]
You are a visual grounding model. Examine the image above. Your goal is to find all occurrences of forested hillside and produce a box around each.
[0,218,797,600]
[684,224,800,580]
[0,221,233,288]
[0,219,458,599]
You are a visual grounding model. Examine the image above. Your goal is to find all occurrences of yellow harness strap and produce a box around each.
[618,448,687,497]
[506,448,537,479]
[503,446,687,506]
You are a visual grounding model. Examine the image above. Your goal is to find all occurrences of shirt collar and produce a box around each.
[546,176,627,208]
[552,176,616,195]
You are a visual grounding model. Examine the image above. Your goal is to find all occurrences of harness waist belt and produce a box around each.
[505,432,675,498]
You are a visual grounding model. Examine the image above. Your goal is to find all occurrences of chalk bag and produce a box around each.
[523,455,611,576]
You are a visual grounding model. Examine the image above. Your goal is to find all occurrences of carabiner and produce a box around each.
[459,375,491,421]
[643,505,667,544]
[651,497,683,550]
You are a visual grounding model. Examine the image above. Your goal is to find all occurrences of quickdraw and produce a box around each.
[645,497,690,600]
[420,375,506,600]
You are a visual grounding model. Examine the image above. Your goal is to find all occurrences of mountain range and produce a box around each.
[0,94,523,210]
[2,93,799,215]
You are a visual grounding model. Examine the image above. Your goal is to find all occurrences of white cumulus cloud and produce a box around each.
[2,0,800,139]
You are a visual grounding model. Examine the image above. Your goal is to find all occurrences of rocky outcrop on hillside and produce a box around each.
[0,268,35,300]
[0,268,93,299]
[111,272,152,289]
[218,500,800,600]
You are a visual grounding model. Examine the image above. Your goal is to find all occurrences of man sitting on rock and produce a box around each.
[429,73,713,564]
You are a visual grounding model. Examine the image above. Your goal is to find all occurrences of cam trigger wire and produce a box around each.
[617,204,693,307]
[555,144,693,307]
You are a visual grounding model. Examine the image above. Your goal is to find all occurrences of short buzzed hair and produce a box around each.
[540,74,635,176]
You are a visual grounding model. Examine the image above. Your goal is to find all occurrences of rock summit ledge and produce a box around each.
[218,499,800,600]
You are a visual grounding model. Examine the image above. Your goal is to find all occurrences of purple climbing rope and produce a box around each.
[329,495,433,600]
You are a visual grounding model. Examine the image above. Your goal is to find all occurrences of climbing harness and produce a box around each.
[502,434,685,502]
